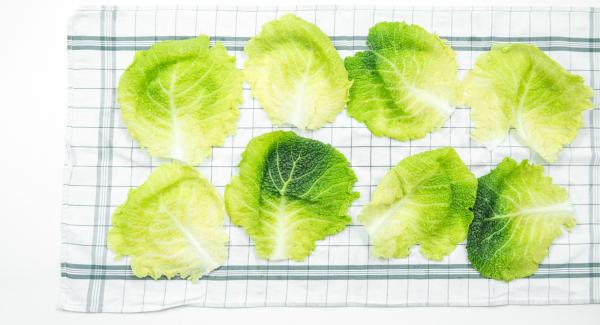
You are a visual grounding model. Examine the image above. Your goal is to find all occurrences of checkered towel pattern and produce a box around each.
[61,6,600,312]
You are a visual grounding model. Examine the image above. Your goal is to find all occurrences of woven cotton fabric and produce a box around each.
[62,6,600,312]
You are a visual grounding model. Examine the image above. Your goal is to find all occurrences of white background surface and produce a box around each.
[1,0,599,324]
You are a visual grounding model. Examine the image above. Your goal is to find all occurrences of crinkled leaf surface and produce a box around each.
[244,14,351,130]
[464,44,593,162]
[344,22,462,141]
[467,158,576,281]
[359,147,477,260]
[225,131,358,261]
[107,163,228,281]
[118,35,243,165]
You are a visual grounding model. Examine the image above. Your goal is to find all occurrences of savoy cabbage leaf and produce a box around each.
[225,131,358,261]
[464,43,593,162]
[118,35,243,165]
[107,163,228,281]
[344,22,462,141]
[467,157,576,281]
[244,14,351,130]
[359,147,477,260]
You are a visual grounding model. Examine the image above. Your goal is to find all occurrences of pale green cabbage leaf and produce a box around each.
[225,131,358,261]
[359,147,477,260]
[244,14,351,130]
[464,44,593,162]
[467,157,576,281]
[345,22,462,141]
[118,35,243,165]
[107,163,228,281]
